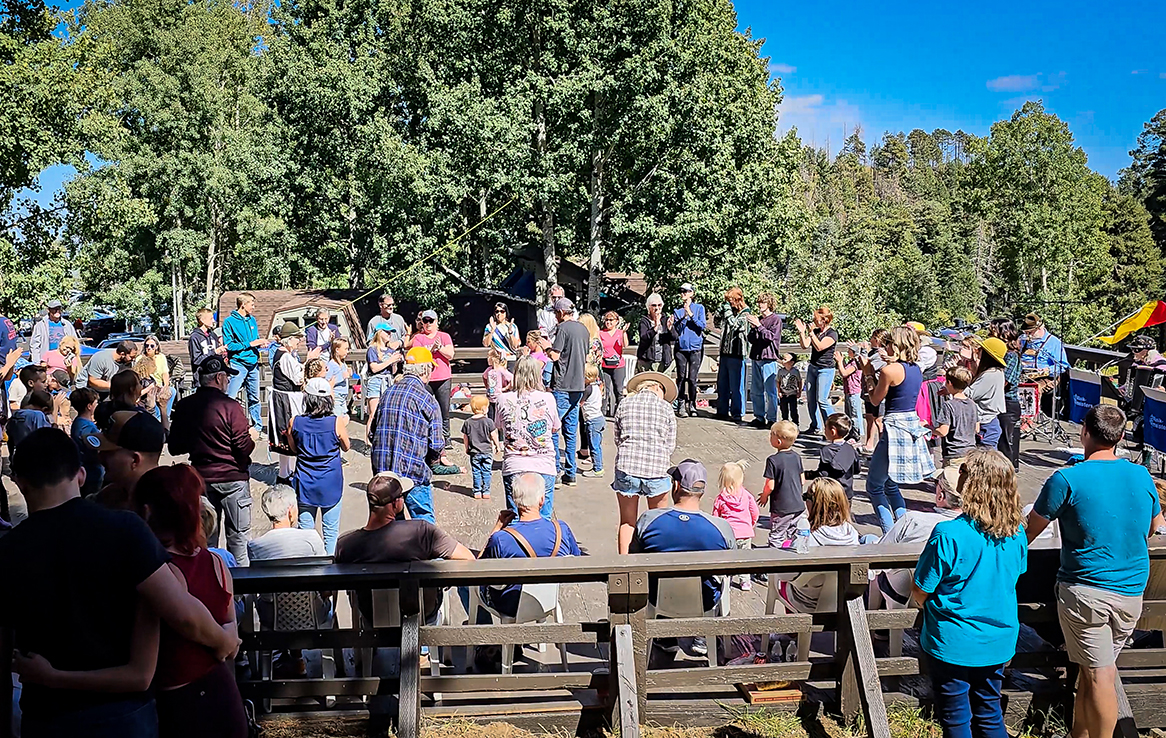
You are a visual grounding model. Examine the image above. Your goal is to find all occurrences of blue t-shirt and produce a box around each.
[70,416,105,495]
[481,519,582,616]
[325,359,349,398]
[914,514,1027,668]
[46,320,66,351]
[630,508,734,612]
[0,316,17,364]
[1033,458,1160,595]
[7,409,51,454]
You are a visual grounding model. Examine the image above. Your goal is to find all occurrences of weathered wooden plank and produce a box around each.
[834,563,867,722]
[420,673,598,692]
[1115,672,1139,738]
[865,609,922,630]
[614,624,640,738]
[240,676,397,698]
[420,622,600,646]
[240,628,401,650]
[646,662,813,687]
[646,614,813,638]
[398,580,422,738]
[845,596,892,738]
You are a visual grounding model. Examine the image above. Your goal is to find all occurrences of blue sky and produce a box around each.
[21,0,1166,208]
[742,0,1165,178]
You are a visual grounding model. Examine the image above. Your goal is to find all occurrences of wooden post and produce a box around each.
[613,624,641,738]
[608,571,649,722]
[398,580,422,738]
[835,563,891,738]
[1114,672,1138,738]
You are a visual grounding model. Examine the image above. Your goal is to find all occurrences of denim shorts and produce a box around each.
[364,375,385,399]
[612,469,671,499]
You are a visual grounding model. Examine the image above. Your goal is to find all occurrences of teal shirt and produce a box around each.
[914,514,1027,667]
[1033,458,1160,596]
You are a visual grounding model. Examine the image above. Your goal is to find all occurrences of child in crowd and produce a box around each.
[913,449,1027,738]
[580,363,606,478]
[933,366,979,465]
[483,348,513,420]
[836,346,866,438]
[133,354,161,419]
[69,387,103,497]
[760,420,805,546]
[8,364,47,411]
[776,354,802,424]
[463,395,500,499]
[305,357,328,381]
[7,389,53,455]
[326,338,351,418]
[862,328,891,452]
[526,330,552,387]
[815,413,861,498]
[713,461,759,590]
[48,368,71,429]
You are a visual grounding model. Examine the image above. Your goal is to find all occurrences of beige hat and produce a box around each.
[625,371,678,403]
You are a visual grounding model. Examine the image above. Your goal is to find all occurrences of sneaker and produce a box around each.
[752,572,768,584]
[561,476,577,486]
[482,491,491,500]
[581,469,603,478]
[690,637,708,656]
[750,418,769,429]
[473,492,483,499]
[740,580,752,591]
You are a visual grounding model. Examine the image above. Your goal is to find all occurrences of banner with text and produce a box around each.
[1144,393,1166,454]
[1067,374,1101,425]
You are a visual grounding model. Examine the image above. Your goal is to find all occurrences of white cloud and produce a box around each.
[769,62,797,75]
[777,94,863,154]
[1132,69,1148,75]
[986,74,1041,92]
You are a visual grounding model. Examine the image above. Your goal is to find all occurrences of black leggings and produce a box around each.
[601,365,626,415]
[675,349,702,404]
[429,378,451,441]
[997,398,1022,470]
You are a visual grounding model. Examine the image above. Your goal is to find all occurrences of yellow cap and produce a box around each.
[405,346,434,365]
[906,321,929,336]
[980,337,1007,365]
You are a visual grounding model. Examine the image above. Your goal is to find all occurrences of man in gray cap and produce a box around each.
[629,458,734,656]
[28,298,79,365]
[539,296,589,485]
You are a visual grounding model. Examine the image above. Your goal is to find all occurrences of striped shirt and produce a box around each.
[613,390,676,479]
[370,375,445,485]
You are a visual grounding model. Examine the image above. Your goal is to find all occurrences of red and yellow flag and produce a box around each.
[1098,301,1166,344]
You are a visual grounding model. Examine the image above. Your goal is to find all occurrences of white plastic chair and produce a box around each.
[469,583,569,673]
[646,576,730,667]
[762,571,838,661]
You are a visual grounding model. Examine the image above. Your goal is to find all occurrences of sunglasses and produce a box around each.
[422,318,435,324]
[145,344,158,349]
[495,310,506,315]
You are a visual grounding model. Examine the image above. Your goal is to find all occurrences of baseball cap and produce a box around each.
[679,283,694,293]
[553,297,574,313]
[421,309,439,321]
[305,377,332,397]
[94,411,165,454]
[406,346,434,365]
[46,299,63,309]
[368,471,413,507]
[667,459,707,494]
[196,355,239,376]
[906,321,930,336]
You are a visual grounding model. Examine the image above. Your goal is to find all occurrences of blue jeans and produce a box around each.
[717,356,747,418]
[845,393,866,438]
[503,473,555,519]
[806,365,836,433]
[299,501,342,555]
[22,696,158,738]
[226,360,262,429]
[866,436,906,533]
[585,417,605,471]
[977,417,1002,448]
[751,359,779,424]
[552,390,583,480]
[470,453,493,495]
[928,656,1008,738]
[405,483,434,523]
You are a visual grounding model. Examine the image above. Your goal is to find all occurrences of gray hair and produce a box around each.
[511,473,546,511]
[403,362,431,378]
[511,356,544,395]
[262,484,298,522]
[646,293,663,308]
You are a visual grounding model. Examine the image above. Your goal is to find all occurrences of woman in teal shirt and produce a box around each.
[912,449,1027,738]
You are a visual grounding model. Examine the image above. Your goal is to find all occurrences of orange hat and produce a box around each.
[405,347,434,365]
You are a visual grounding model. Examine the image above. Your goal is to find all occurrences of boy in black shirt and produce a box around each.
[814,413,862,498]
[759,420,804,546]
[463,395,500,500]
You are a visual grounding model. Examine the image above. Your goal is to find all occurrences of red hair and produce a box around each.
[134,464,208,555]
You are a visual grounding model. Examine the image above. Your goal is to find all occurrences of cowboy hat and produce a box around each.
[626,371,678,403]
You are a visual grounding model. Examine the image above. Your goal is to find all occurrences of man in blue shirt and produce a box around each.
[630,459,734,657]
[28,299,79,365]
[670,283,706,418]
[1027,405,1164,738]
[221,292,267,431]
[1019,313,1068,376]
[478,472,581,618]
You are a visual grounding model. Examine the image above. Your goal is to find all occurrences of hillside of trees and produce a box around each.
[3,0,1165,342]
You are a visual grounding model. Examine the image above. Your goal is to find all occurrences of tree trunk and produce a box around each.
[532,13,555,294]
[204,208,217,310]
[587,145,605,311]
[346,180,360,289]
[171,259,183,337]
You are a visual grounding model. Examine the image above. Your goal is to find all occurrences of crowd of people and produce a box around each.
[0,284,1163,738]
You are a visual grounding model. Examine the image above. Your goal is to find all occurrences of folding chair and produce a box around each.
[469,583,569,673]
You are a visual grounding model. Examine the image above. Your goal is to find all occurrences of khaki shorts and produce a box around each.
[1056,582,1142,668]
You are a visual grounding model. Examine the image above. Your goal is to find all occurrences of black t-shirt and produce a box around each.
[810,328,839,368]
[551,320,591,392]
[0,497,168,716]
[463,415,495,457]
[335,521,461,620]
[763,450,804,516]
[815,441,861,498]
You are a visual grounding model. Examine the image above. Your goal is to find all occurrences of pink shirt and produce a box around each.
[495,390,562,477]
[410,331,452,382]
[599,329,626,368]
[483,366,513,404]
[712,488,760,540]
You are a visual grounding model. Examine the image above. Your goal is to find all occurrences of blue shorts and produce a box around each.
[364,375,385,400]
[612,470,671,499]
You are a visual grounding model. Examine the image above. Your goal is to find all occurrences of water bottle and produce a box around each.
[794,528,811,554]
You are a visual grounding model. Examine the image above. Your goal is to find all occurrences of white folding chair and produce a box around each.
[762,571,838,661]
[469,582,569,673]
[646,576,729,668]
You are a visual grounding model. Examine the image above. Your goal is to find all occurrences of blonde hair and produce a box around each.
[959,449,1023,539]
[511,356,544,395]
[133,354,155,379]
[487,348,506,367]
[305,357,327,379]
[330,337,349,362]
[525,330,543,348]
[578,313,600,343]
[887,325,920,363]
[805,478,851,530]
[770,420,798,444]
[469,394,489,414]
[718,462,745,493]
[199,497,217,541]
[585,363,600,383]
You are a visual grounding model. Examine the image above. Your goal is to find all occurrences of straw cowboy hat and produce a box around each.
[626,371,678,403]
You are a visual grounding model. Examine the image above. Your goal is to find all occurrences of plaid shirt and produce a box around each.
[1003,351,1021,402]
[883,411,936,485]
[614,390,676,479]
[370,375,445,485]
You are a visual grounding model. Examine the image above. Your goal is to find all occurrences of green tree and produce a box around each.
[1119,109,1166,250]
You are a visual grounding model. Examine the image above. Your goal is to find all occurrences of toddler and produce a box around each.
[777,354,802,424]
[815,413,861,498]
[836,346,865,438]
[934,366,979,464]
[482,348,513,420]
[713,461,759,590]
[580,363,605,478]
[463,395,500,499]
[759,420,805,546]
